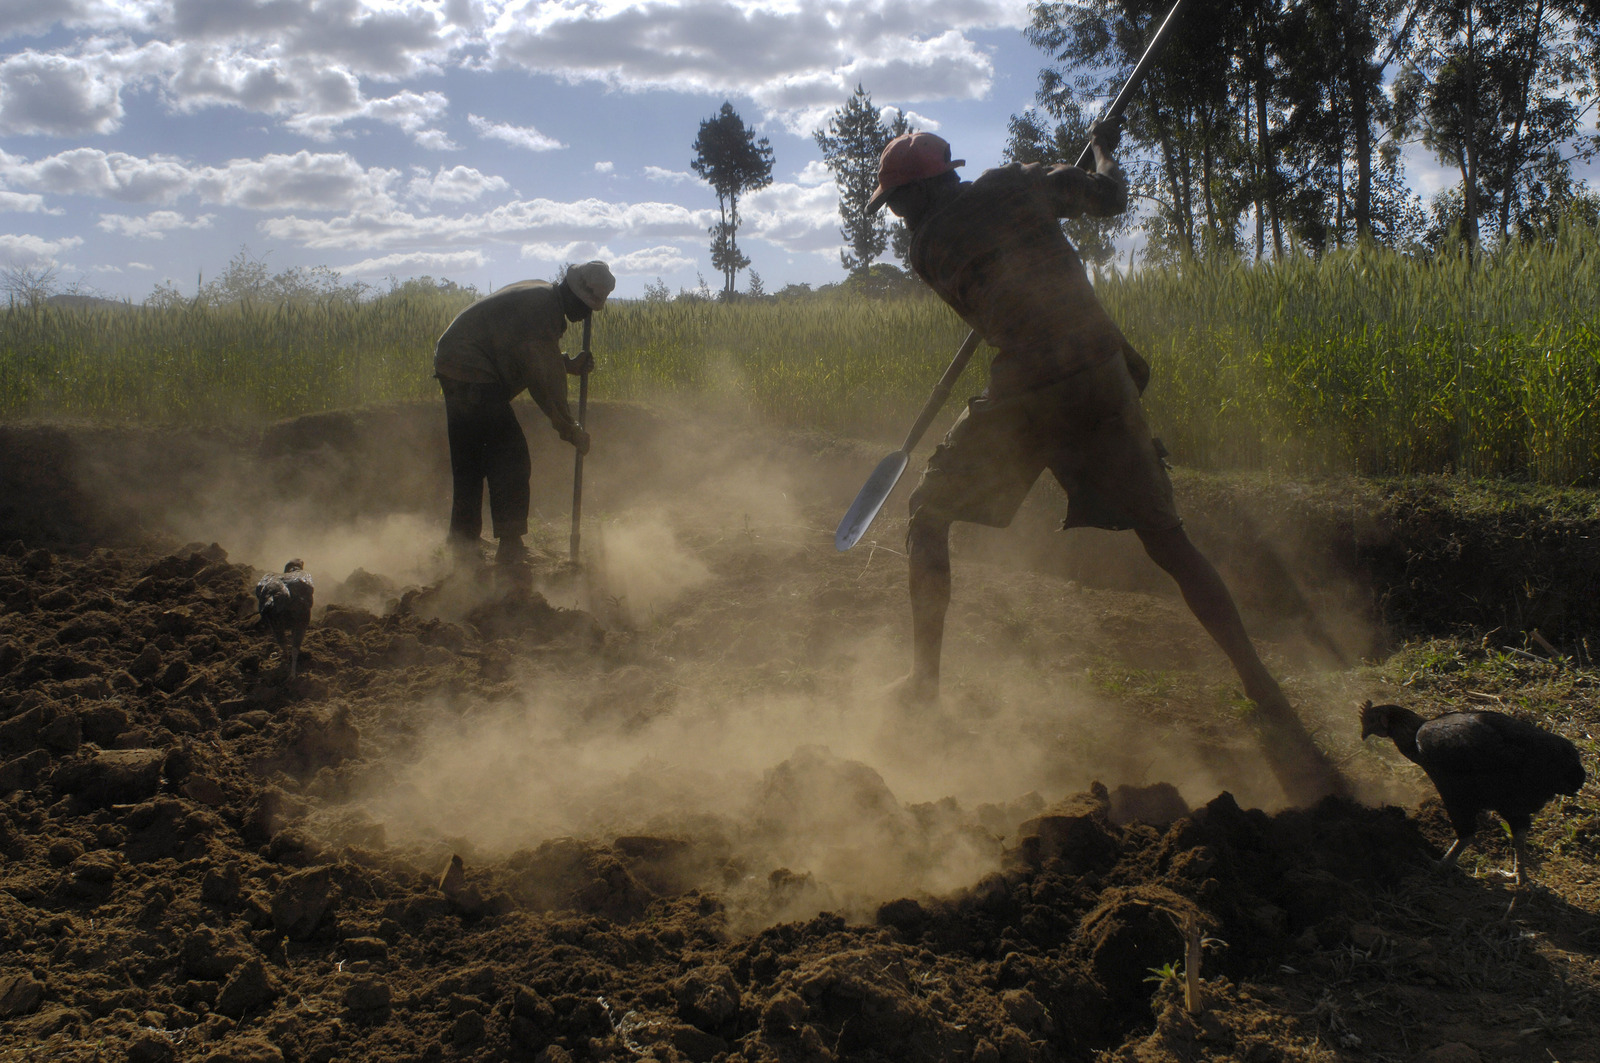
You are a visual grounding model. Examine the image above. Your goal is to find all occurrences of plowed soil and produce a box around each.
[2,401,1597,1063]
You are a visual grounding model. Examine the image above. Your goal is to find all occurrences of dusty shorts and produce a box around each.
[908,355,1181,533]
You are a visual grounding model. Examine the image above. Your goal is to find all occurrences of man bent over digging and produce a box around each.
[433,261,615,573]
[869,122,1345,807]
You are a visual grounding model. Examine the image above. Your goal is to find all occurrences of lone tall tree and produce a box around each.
[692,102,774,296]
[814,84,911,273]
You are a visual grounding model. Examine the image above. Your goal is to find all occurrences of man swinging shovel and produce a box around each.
[834,0,1188,553]
[838,0,1348,806]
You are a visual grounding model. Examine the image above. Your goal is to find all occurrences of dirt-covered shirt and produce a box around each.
[432,280,575,432]
[907,160,1138,397]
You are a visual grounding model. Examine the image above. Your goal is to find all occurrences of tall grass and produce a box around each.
[0,293,460,423]
[587,296,971,435]
[0,288,974,438]
[4,224,1600,482]
[1105,222,1600,482]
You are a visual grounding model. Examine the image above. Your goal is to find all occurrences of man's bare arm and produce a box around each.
[1046,117,1128,218]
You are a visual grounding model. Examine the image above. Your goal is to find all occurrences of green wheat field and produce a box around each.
[5,223,1600,484]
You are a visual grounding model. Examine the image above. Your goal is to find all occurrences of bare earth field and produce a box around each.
[1,401,1597,1063]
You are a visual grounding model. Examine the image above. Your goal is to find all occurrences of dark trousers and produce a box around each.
[440,378,531,542]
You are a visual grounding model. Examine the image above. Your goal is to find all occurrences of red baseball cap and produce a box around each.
[866,132,964,212]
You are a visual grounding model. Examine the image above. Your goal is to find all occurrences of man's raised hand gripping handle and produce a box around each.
[1071,0,1189,171]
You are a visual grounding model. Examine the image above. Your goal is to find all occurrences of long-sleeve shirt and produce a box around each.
[907,159,1138,397]
[432,280,576,432]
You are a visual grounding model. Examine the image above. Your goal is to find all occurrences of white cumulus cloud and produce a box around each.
[0,148,195,204]
[165,0,454,80]
[192,151,399,211]
[260,195,714,252]
[609,244,697,275]
[794,159,832,186]
[413,128,459,151]
[407,164,509,203]
[0,148,398,212]
[0,0,112,40]
[486,0,1028,128]
[338,248,488,277]
[97,210,217,238]
[743,178,843,252]
[468,113,566,152]
[0,2,1021,146]
[0,48,127,135]
[0,189,52,212]
[0,232,84,268]
[520,240,606,264]
[644,165,694,184]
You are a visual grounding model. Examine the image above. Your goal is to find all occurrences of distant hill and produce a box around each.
[44,293,133,310]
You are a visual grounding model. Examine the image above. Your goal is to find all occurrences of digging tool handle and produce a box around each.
[833,329,982,551]
[901,329,981,454]
[569,314,591,562]
[1072,0,1189,170]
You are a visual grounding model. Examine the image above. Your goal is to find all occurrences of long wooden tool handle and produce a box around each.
[1072,0,1189,170]
[569,314,592,562]
[900,329,982,454]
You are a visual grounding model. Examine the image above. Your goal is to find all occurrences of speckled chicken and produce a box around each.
[1359,700,1587,884]
[254,559,314,678]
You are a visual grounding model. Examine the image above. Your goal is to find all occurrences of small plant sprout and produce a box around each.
[1143,961,1181,988]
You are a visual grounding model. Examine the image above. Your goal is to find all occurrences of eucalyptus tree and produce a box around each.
[1022,0,1255,262]
[1394,0,1595,249]
[1234,0,1290,258]
[814,84,913,273]
[692,102,775,296]
[1266,0,1428,252]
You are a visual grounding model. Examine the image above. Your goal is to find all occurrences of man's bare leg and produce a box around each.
[895,511,953,704]
[1136,525,1347,804]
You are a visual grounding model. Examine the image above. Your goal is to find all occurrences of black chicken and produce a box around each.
[1359,700,1587,885]
[255,559,314,679]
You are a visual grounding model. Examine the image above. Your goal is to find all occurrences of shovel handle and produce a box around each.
[1073,0,1189,170]
[569,315,592,562]
[835,329,980,551]
[900,329,982,454]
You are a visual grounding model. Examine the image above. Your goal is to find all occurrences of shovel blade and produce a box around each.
[835,450,910,551]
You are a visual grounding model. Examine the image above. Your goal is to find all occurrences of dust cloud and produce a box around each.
[336,627,1301,928]
[93,400,1368,926]
[342,681,1033,925]
[587,516,711,627]
[230,512,445,593]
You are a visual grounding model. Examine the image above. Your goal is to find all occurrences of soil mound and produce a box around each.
[2,409,1597,1061]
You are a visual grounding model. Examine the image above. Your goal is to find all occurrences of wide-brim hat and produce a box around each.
[566,260,616,311]
[866,132,964,212]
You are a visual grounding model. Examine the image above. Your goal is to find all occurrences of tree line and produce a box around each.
[691,0,1600,290]
[1012,0,1600,265]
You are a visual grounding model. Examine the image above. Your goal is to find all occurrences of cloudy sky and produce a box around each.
[0,0,1059,300]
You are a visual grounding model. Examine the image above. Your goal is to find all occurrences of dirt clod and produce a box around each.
[343,976,391,1012]
[269,866,336,939]
[216,958,280,1019]
[199,1035,285,1063]
[0,972,44,1018]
